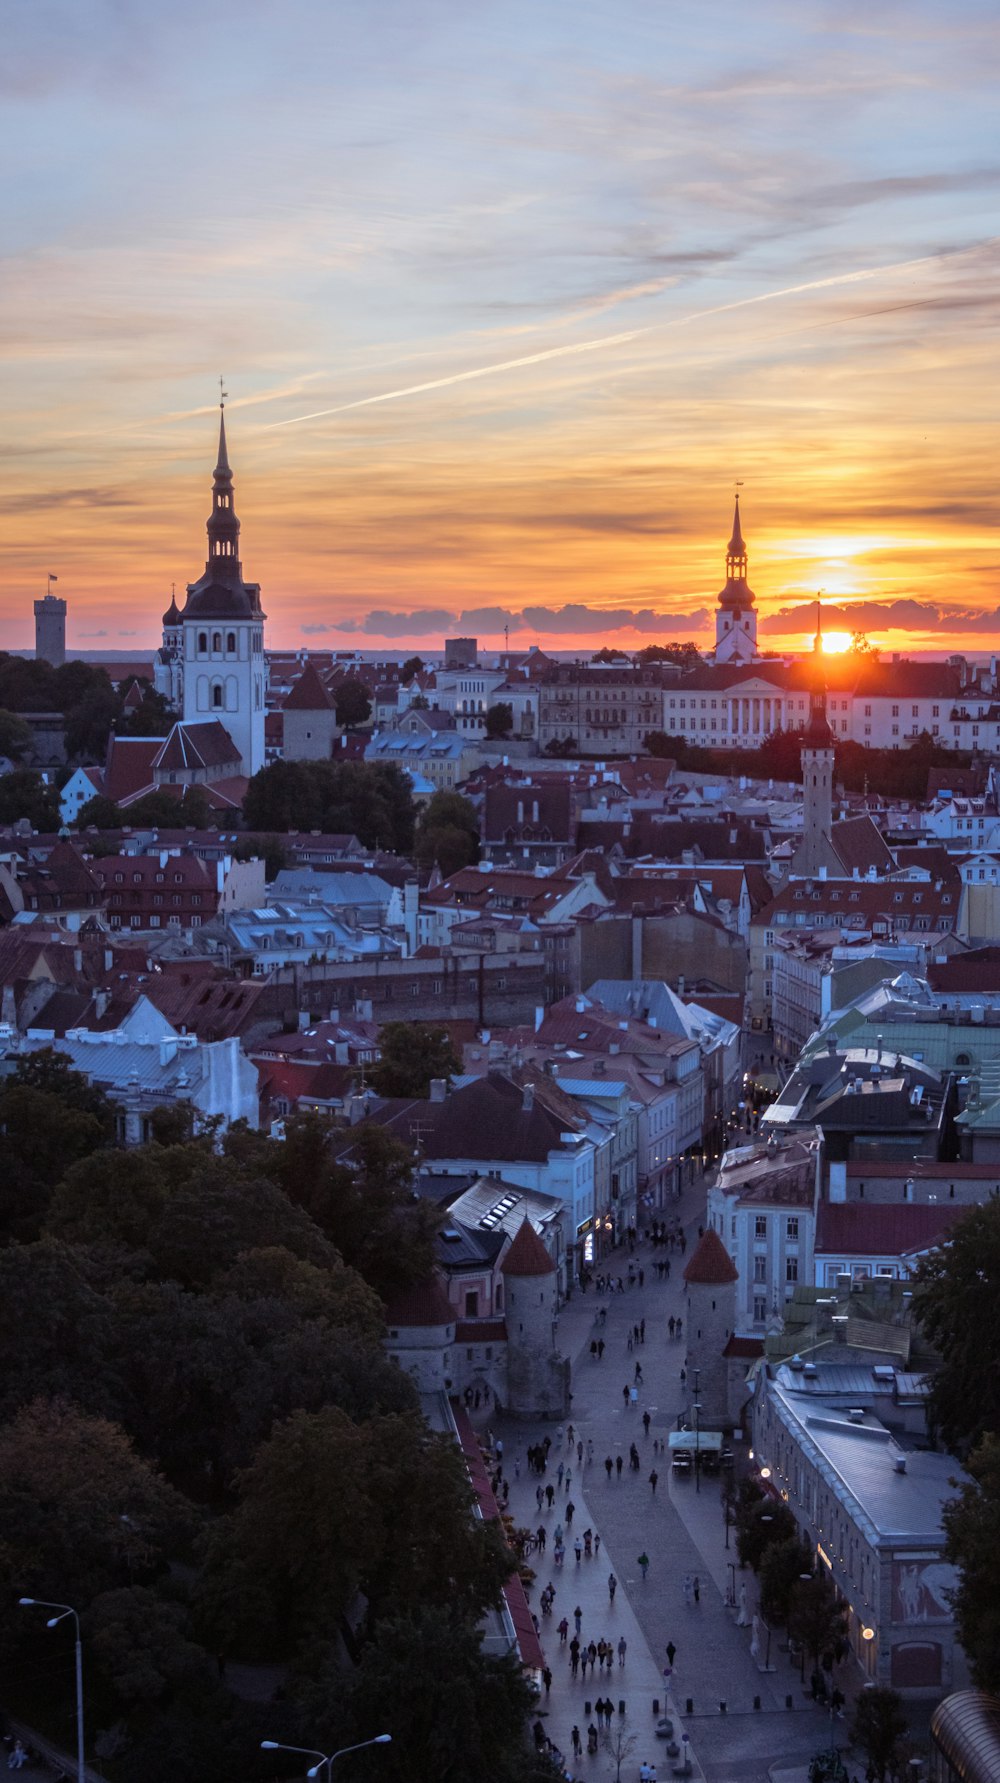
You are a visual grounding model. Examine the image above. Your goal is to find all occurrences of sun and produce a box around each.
[821,631,852,654]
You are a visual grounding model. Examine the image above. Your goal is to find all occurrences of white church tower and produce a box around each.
[714,494,758,663]
[179,401,266,778]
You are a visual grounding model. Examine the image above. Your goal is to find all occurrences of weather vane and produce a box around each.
[219,376,227,411]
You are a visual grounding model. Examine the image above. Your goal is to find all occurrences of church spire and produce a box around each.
[205,388,241,582]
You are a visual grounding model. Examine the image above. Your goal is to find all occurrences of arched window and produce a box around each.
[198,632,207,655]
[212,632,222,653]
[212,682,223,709]
[226,631,236,654]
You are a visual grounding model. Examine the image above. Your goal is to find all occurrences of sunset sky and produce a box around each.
[2,0,998,657]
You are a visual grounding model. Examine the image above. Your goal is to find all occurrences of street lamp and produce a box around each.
[19,1598,85,1783]
[262,1734,392,1779]
[692,1369,701,1496]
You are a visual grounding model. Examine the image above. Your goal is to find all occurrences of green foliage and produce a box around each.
[243,758,415,852]
[485,700,514,738]
[0,1049,117,1241]
[636,642,704,667]
[401,656,424,682]
[299,1605,534,1783]
[644,722,973,801]
[414,789,479,873]
[76,793,124,829]
[278,1116,438,1300]
[233,833,286,880]
[942,1432,1000,1689]
[786,1570,848,1668]
[759,1534,814,1627]
[0,1397,192,1631]
[334,675,373,727]
[543,734,577,757]
[914,1200,1000,1451]
[0,708,34,762]
[590,646,628,662]
[735,1492,798,1571]
[0,768,61,829]
[371,1020,461,1098]
[87,1587,216,1707]
[63,675,120,761]
[115,686,175,737]
[848,1685,908,1782]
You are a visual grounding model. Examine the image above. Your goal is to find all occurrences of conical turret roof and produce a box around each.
[501,1217,555,1277]
[727,493,745,557]
[683,1226,738,1285]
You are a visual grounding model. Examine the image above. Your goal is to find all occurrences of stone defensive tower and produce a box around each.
[501,1218,570,1421]
[684,1226,739,1429]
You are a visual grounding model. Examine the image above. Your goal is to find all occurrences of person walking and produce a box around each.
[649,1467,659,1494]
[594,1531,601,1558]
[615,1453,624,1479]
[693,1574,700,1604]
[634,1361,643,1385]
[643,1410,651,1438]
[622,1384,630,1408]
[638,1550,650,1579]
[537,1525,547,1552]
[545,1483,555,1508]
[668,1315,675,1338]
[570,1642,580,1677]
[565,1500,575,1526]
[605,1454,614,1480]
[574,1604,583,1635]
[571,1727,582,1759]
[608,1571,617,1602]
[574,1535,583,1564]
[542,1665,552,1697]
[558,1615,569,1643]
[666,1640,677,1668]
[536,1484,544,1512]
[630,1385,639,1408]
[557,1460,565,1488]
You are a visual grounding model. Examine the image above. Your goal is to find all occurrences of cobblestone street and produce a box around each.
[493,1190,849,1783]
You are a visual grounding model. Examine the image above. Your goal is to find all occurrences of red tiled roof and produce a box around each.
[683,1227,738,1286]
[383,1278,455,1328]
[501,1217,555,1278]
[152,721,241,772]
[103,735,161,806]
[816,1201,969,1257]
[722,1334,765,1359]
[451,1402,544,1671]
[284,661,334,711]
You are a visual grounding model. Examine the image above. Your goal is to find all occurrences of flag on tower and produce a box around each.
[47,574,58,582]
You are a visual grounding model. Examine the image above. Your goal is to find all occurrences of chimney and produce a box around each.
[522,1082,535,1113]
[429,1077,448,1103]
[575,995,586,1013]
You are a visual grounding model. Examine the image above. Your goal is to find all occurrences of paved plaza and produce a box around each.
[492,1184,855,1783]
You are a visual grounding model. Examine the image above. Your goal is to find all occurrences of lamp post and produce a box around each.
[262,1734,392,1779]
[692,1369,701,1496]
[19,1598,84,1783]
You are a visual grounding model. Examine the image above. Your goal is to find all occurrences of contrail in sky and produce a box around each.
[264,245,975,430]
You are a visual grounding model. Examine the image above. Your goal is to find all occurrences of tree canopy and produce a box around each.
[370,1020,461,1098]
[942,1433,1000,1691]
[414,789,479,874]
[243,759,415,852]
[485,700,513,738]
[333,676,373,728]
[914,1199,1000,1451]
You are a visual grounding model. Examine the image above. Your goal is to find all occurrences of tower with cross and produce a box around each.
[714,488,759,663]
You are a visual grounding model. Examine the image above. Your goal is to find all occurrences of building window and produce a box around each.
[786,1216,799,1240]
[227,631,236,653]
[753,1256,767,1283]
[753,1295,767,1323]
[786,1257,798,1283]
[198,632,207,654]
[465,1291,479,1317]
[755,1214,767,1239]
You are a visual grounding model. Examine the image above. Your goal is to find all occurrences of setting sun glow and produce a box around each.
[821,632,853,655]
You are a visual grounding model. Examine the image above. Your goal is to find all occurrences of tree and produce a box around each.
[942,1432,1000,1689]
[0,1398,191,1631]
[243,760,414,853]
[849,1685,908,1782]
[787,1571,848,1672]
[914,1200,1000,1451]
[334,676,372,728]
[401,656,424,682]
[414,789,479,874]
[64,676,119,761]
[323,1605,536,1783]
[87,1587,216,1707]
[0,1049,117,1241]
[0,768,60,829]
[370,1020,461,1098]
[114,686,174,737]
[233,833,286,881]
[485,701,513,738]
[601,1719,639,1783]
[734,1486,797,1571]
[591,647,628,663]
[279,1117,438,1300]
[543,735,577,757]
[849,632,880,660]
[0,708,33,762]
[76,793,124,829]
[637,642,703,668]
[759,1534,814,1627]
